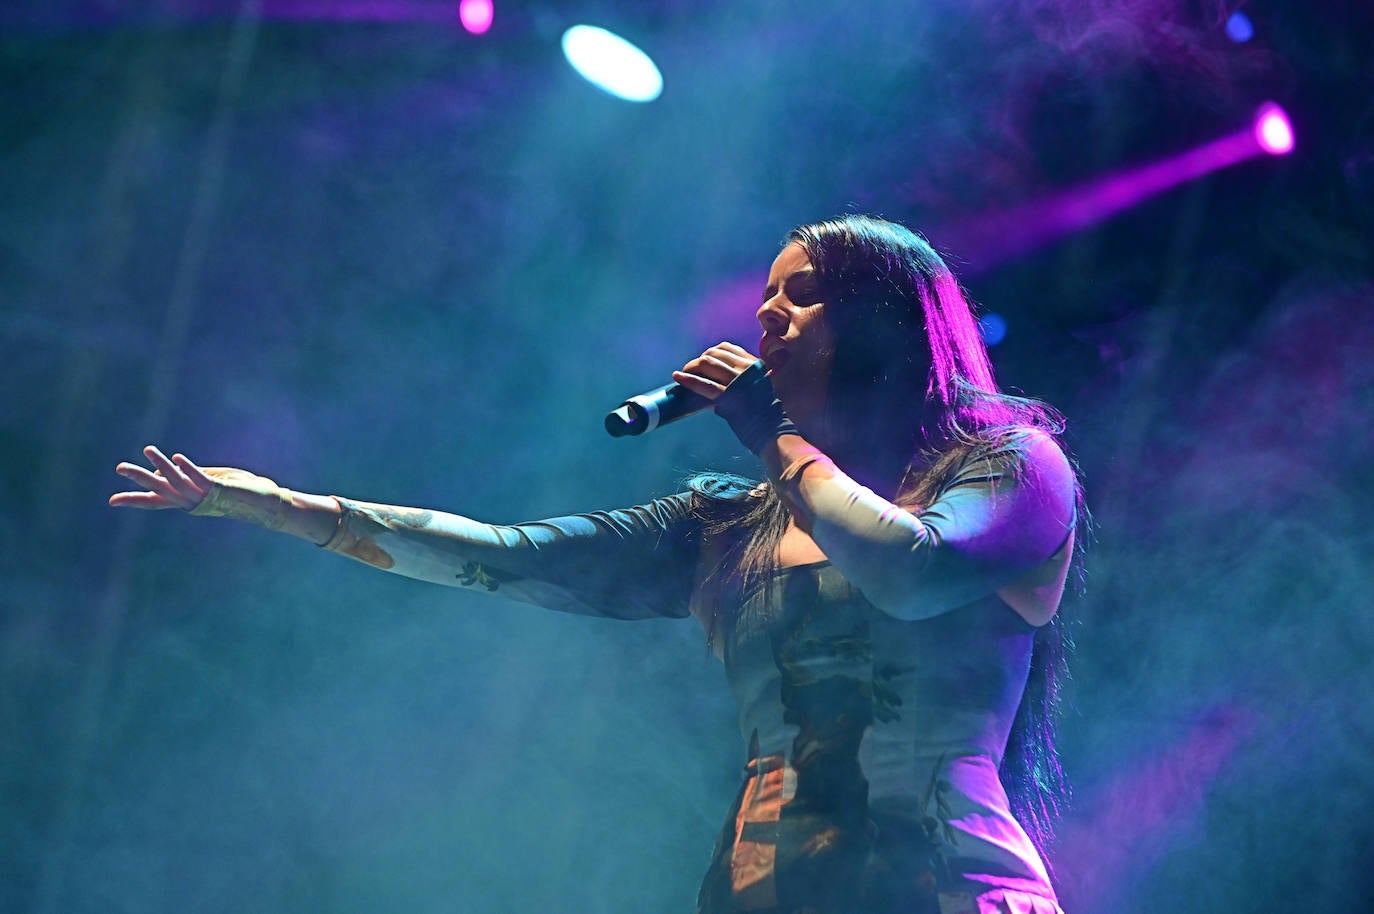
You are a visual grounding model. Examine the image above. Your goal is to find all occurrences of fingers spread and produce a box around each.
[172,453,214,492]
[144,445,200,500]
[118,462,174,491]
[113,446,220,510]
[145,445,188,484]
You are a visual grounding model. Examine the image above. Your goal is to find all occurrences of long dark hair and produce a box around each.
[690,214,1086,864]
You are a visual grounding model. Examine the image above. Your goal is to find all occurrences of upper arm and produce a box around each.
[801,431,1077,621]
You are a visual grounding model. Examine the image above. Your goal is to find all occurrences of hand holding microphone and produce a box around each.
[605,343,797,453]
[604,342,758,436]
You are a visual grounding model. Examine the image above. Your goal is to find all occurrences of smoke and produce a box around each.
[3,4,1370,914]
[1056,276,1374,910]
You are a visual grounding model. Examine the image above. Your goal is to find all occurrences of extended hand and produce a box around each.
[110,446,216,511]
[671,342,761,401]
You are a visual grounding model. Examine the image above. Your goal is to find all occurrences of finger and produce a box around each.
[116,462,167,487]
[143,445,186,481]
[172,453,215,493]
[116,462,190,506]
[672,370,727,401]
[683,353,743,386]
[144,446,200,499]
[109,490,181,510]
[711,342,760,365]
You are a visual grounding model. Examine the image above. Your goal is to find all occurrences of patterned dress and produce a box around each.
[697,560,1060,914]
[320,431,1076,914]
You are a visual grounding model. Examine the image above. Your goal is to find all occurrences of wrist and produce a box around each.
[714,360,798,454]
[190,470,341,543]
[759,435,828,485]
[190,469,292,528]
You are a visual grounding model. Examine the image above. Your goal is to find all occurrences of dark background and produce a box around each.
[3,2,1372,912]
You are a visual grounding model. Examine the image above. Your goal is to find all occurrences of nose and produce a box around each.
[756,296,787,333]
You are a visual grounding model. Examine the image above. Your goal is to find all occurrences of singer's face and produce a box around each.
[757,243,834,422]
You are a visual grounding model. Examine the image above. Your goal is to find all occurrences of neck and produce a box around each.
[801,410,929,500]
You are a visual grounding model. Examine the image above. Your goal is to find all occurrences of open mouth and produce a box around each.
[762,347,790,372]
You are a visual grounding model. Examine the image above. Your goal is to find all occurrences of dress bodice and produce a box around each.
[699,560,1055,913]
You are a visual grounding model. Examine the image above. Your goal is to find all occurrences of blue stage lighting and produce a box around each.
[1225,11,1254,43]
[979,313,1008,346]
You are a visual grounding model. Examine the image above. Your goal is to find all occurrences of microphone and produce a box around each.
[604,382,713,437]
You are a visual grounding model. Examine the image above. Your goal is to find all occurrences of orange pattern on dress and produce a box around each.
[730,753,787,909]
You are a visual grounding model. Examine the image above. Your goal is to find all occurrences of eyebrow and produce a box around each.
[761,269,818,304]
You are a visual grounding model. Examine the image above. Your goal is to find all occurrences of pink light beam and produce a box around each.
[1054,707,1251,913]
[257,2,464,24]
[935,102,1297,274]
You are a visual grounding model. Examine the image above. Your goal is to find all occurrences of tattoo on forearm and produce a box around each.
[457,561,520,591]
[366,506,436,529]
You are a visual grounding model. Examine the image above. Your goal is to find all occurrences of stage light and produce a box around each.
[978,313,1008,346]
[1254,103,1294,155]
[561,25,663,103]
[458,0,492,35]
[1225,11,1254,43]
[938,101,1300,273]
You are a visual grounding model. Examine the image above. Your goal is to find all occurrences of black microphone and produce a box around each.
[604,382,713,437]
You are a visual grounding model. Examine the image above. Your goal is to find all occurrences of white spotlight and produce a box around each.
[561,25,663,103]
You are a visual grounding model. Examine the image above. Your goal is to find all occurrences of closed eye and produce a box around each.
[784,271,821,305]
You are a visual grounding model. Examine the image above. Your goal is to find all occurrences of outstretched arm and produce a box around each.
[112,446,701,620]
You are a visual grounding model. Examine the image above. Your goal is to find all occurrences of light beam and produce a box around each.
[936,102,1298,273]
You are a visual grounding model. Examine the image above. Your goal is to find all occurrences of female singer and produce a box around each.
[113,215,1083,914]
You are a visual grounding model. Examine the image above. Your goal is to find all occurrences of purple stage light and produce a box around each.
[260,1,457,23]
[932,104,1298,274]
[458,0,492,35]
[1253,103,1294,156]
[1054,709,1249,913]
[1225,11,1254,43]
[690,273,769,344]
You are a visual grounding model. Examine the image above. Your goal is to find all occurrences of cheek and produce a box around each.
[812,316,837,358]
